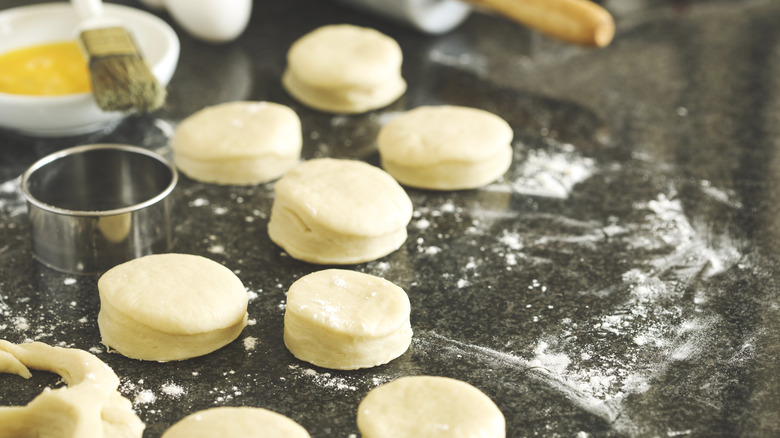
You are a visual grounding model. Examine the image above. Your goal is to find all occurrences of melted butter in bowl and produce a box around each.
[0,41,91,96]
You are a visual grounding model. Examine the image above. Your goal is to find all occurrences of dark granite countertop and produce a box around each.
[2,0,780,436]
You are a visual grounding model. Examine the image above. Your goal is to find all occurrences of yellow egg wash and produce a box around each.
[0,41,91,95]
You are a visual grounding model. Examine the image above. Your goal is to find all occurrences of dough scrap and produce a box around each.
[377,105,514,190]
[98,253,248,361]
[357,375,505,438]
[0,340,145,438]
[268,158,413,264]
[284,269,412,370]
[172,101,302,185]
[161,407,309,438]
[282,24,406,113]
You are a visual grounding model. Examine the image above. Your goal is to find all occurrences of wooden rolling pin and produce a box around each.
[467,0,615,47]
[336,0,614,46]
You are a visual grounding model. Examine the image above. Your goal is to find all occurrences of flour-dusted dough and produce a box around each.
[357,375,505,438]
[162,407,309,438]
[98,253,249,361]
[377,105,514,190]
[282,24,406,114]
[172,101,302,185]
[268,158,413,264]
[284,269,412,370]
[0,340,145,438]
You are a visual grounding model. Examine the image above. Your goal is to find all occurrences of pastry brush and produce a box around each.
[72,0,166,113]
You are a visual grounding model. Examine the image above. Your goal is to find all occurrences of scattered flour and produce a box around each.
[486,141,596,199]
[414,218,431,230]
[161,382,185,398]
[404,174,744,434]
[417,331,619,423]
[208,244,226,254]
[498,230,523,250]
[287,364,357,391]
[0,177,26,217]
[11,316,29,331]
[529,341,571,375]
[429,49,489,76]
[189,198,209,207]
[134,389,157,405]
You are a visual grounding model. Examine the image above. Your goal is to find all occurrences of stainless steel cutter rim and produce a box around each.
[20,143,178,217]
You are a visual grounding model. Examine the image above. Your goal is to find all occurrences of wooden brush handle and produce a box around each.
[466,0,615,47]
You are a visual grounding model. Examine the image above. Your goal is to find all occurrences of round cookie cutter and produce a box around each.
[21,144,178,275]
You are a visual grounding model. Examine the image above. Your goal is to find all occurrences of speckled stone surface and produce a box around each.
[2,0,780,437]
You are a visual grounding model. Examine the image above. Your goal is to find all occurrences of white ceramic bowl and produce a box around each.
[0,2,180,137]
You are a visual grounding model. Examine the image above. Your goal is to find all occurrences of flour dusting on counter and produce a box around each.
[0,177,25,217]
[400,167,746,434]
[243,336,258,351]
[287,364,358,391]
[161,382,186,398]
[486,141,596,199]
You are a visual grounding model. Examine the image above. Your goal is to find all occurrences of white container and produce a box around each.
[335,0,472,34]
[0,3,180,137]
[163,0,252,44]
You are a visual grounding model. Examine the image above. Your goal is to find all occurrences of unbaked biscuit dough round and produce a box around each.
[172,101,302,185]
[377,105,514,190]
[268,158,413,264]
[98,253,249,362]
[357,376,505,438]
[161,407,309,438]
[0,340,145,438]
[282,24,406,114]
[284,269,412,370]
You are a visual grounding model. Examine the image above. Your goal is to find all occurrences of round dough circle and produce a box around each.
[98,253,249,361]
[283,269,412,370]
[267,158,413,264]
[377,105,514,190]
[161,407,309,438]
[172,101,302,185]
[357,376,505,438]
[282,24,406,113]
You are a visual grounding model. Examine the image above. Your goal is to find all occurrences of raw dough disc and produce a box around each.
[0,340,145,438]
[161,407,309,438]
[283,269,412,370]
[98,253,249,361]
[172,101,302,185]
[267,158,413,264]
[357,375,505,438]
[377,105,514,190]
[282,24,406,114]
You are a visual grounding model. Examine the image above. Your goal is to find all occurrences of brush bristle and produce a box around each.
[79,27,166,113]
[89,55,166,113]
